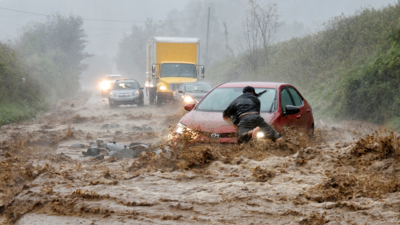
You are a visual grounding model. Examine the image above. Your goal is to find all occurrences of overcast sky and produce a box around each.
[0,0,397,57]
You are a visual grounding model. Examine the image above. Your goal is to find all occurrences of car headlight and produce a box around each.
[109,92,114,97]
[169,122,196,140]
[176,122,186,134]
[257,132,265,138]
[132,91,139,96]
[184,96,194,103]
[159,86,167,91]
[100,81,110,90]
[175,122,190,134]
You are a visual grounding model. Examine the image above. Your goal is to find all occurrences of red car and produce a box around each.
[175,82,314,143]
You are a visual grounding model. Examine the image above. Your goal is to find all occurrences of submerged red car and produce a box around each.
[174,82,314,143]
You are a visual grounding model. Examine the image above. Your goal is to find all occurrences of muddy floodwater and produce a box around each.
[1,90,399,225]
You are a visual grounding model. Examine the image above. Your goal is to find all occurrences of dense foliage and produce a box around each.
[16,14,90,102]
[209,2,400,126]
[0,14,89,125]
[0,43,46,125]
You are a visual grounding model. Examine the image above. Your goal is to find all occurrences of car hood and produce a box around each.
[179,110,275,133]
[111,89,137,94]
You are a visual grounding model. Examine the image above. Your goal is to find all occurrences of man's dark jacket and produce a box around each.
[223,93,260,124]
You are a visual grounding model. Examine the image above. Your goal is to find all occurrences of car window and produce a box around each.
[288,87,303,106]
[280,88,294,113]
[196,88,276,112]
[112,82,138,90]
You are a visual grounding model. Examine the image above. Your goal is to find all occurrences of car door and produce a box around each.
[287,87,310,129]
[279,87,298,128]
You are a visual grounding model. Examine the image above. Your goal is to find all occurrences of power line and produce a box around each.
[0,6,47,16]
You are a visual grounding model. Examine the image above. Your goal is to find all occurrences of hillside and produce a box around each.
[209,3,400,127]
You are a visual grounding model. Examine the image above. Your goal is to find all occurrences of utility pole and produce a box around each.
[205,7,210,68]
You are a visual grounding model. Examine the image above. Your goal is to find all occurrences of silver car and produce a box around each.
[174,82,212,104]
[108,79,144,108]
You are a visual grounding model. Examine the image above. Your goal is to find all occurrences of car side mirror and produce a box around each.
[152,64,156,78]
[284,105,300,115]
[184,103,195,111]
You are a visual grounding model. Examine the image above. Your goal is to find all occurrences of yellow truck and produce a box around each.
[145,37,205,106]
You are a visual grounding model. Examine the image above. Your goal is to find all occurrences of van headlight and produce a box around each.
[159,86,167,91]
[184,96,194,103]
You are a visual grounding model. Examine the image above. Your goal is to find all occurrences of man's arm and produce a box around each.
[223,99,237,118]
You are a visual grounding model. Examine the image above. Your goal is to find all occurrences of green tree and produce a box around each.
[16,13,90,101]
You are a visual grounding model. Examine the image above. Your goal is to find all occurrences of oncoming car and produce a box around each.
[108,79,144,108]
[174,82,212,104]
[100,74,123,97]
[174,82,314,143]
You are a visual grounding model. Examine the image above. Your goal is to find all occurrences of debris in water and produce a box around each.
[71,143,85,148]
[82,146,99,157]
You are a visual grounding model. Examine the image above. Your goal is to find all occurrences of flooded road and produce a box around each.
[1,90,399,225]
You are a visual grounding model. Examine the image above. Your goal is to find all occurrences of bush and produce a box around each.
[0,42,47,125]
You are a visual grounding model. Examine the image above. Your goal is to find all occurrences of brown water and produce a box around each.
[0,90,399,225]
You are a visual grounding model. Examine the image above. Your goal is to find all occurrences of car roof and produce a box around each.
[217,81,287,89]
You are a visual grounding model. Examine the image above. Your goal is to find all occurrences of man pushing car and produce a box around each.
[223,86,283,143]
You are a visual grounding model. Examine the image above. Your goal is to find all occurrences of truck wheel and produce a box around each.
[156,94,163,106]
[149,91,155,105]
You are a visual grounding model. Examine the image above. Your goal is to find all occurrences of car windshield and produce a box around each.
[185,84,212,92]
[196,88,276,112]
[112,82,138,90]
[161,63,197,78]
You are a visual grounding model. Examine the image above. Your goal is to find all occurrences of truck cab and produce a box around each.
[145,37,205,106]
